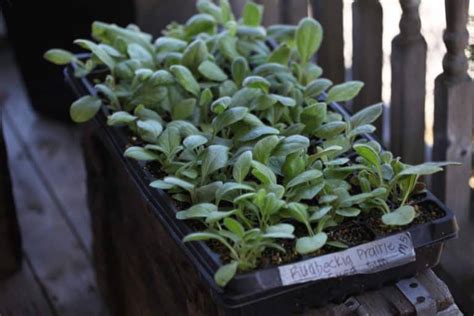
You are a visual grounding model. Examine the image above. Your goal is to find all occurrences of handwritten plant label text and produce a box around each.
[279,232,415,286]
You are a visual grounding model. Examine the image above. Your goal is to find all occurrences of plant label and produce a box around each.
[279,232,415,286]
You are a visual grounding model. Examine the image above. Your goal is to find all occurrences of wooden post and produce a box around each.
[0,101,22,279]
[255,0,282,25]
[432,0,473,219]
[390,0,427,164]
[311,0,345,84]
[352,0,383,138]
[279,0,308,25]
[134,0,196,36]
[433,0,474,311]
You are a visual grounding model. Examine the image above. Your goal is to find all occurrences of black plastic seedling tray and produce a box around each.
[65,62,458,315]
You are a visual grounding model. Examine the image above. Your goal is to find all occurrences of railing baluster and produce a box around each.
[390,0,427,164]
[433,1,474,308]
[432,0,473,217]
[255,0,281,25]
[311,0,345,84]
[279,0,308,25]
[352,0,383,138]
[135,0,195,35]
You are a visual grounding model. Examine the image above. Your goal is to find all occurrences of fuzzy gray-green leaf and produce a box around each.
[286,169,323,189]
[170,65,200,96]
[304,79,333,98]
[350,103,383,128]
[44,49,77,65]
[326,81,364,103]
[198,60,228,81]
[214,261,238,287]
[107,111,137,126]
[296,232,327,254]
[251,160,277,185]
[124,146,160,161]
[213,107,249,133]
[233,151,253,182]
[202,145,229,176]
[176,203,217,220]
[295,18,323,65]
[182,39,208,72]
[382,205,416,226]
[70,95,102,123]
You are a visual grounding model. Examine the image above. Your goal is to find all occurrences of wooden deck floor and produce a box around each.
[0,47,107,315]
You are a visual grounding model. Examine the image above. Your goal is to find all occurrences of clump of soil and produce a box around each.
[326,222,374,247]
[145,161,166,179]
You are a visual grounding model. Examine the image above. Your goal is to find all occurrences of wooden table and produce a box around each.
[0,96,22,279]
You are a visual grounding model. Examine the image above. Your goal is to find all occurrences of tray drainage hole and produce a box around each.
[416,296,426,303]
[409,282,418,288]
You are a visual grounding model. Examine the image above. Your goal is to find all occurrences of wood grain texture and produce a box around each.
[0,261,54,316]
[255,0,282,25]
[135,0,196,36]
[431,1,474,313]
[2,115,107,316]
[352,0,383,138]
[0,49,107,316]
[390,0,426,164]
[312,0,345,84]
[0,50,92,254]
[0,99,22,278]
[279,0,308,25]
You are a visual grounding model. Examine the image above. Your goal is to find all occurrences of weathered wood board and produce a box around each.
[0,97,22,278]
[0,261,54,316]
[0,48,107,316]
[0,50,92,253]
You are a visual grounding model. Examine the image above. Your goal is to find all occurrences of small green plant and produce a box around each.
[45,0,458,286]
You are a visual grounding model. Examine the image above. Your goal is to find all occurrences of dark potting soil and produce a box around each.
[257,222,375,269]
[363,197,445,235]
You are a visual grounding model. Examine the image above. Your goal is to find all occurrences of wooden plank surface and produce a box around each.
[2,111,107,316]
[0,48,107,315]
[0,98,22,278]
[0,261,55,316]
[0,49,92,254]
